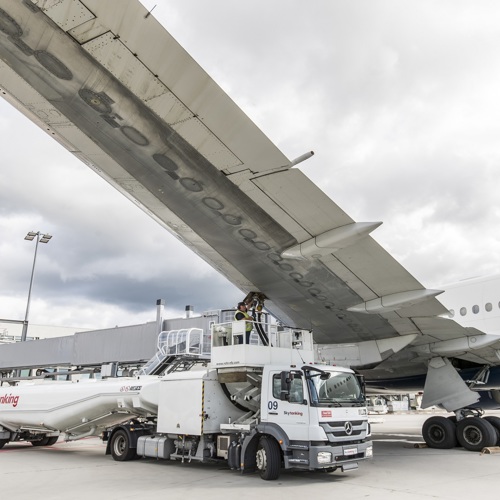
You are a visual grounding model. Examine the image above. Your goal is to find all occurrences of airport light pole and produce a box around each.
[20,231,52,342]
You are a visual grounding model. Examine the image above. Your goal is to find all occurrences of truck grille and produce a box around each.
[321,420,366,439]
[326,420,363,427]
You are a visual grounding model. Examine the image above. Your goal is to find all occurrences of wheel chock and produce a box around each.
[403,443,427,449]
[480,446,500,455]
[413,443,428,448]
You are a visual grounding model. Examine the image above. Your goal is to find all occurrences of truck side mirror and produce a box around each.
[280,371,292,401]
[355,373,366,400]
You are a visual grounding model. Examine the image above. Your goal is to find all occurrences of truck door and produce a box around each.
[263,370,309,440]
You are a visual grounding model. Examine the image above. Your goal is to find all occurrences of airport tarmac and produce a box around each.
[2,412,499,500]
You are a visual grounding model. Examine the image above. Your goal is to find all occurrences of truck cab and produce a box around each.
[260,364,371,471]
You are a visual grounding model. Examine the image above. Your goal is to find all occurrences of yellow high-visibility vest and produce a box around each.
[234,310,252,332]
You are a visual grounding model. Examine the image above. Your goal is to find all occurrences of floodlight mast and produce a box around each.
[20,231,52,343]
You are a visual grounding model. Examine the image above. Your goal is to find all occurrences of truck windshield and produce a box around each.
[306,370,364,407]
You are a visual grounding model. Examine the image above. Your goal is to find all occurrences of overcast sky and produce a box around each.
[2,0,500,331]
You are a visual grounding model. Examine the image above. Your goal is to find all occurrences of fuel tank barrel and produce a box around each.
[0,376,161,436]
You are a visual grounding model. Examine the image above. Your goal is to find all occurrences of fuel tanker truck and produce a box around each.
[0,320,372,480]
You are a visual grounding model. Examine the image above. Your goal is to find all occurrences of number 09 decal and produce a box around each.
[268,401,278,410]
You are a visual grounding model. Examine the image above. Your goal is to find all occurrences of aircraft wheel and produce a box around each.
[0,439,8,449]
[422,416,457,449]
[483,416,500,445]
[456,417,497,451]
[110,430,137,461]
[256,436,281,480]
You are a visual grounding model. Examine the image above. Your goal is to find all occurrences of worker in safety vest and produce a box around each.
[234,302,252,344]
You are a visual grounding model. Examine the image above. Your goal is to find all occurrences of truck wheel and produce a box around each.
[31,436,58,447]
[31,436,50,446]
[0,439,8,449]
[255,436,281,480]
[422,416,457,449]
[45,436,59,446]
[110,430,137,461]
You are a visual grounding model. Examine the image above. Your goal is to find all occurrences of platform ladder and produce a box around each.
[139,328,211,376]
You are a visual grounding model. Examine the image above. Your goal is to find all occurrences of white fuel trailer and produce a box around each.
[0,321,372,480]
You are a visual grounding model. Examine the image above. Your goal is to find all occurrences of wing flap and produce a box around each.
[252,169,353,236]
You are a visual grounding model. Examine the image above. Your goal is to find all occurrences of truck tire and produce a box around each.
[31,436,50,446]
[31,436,58,447]
[45,436,59,446]
[255,436,281,480]
[0,439,8,449]
[110,430,137,461]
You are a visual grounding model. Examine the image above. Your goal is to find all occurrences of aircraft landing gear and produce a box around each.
[420,357,499,451]
[419,358,500,451]
[422,408,498,451]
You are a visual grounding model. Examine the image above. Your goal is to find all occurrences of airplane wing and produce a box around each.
[0,0,484,354]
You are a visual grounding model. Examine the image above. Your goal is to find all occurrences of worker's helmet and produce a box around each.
[237,302,246,309]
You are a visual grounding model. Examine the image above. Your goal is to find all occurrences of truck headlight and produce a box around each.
[317,452,332,464]
[365,446,373,458]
